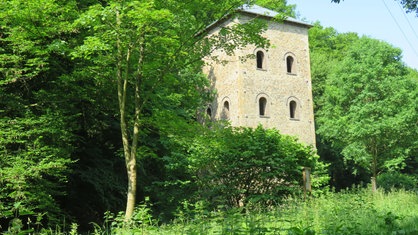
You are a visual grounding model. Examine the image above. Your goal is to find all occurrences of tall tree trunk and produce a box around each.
[116,6,138,220]
[125,152,137,219]
[124,44,144,220]
[123,46,138,219]
[371,144,378,193]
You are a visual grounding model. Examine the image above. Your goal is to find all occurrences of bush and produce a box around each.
[377,172,417,192]
[188,125,326,208]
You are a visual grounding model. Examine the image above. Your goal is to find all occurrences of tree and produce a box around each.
[407,67,418,82]
[400,0,418,14]
[331,0,418,16]
[308,24,370,189]
[188,125,327,208]
[255,0,296,17]
[309,23,359,109]
[0,0,79,226]
[72,0,269,220]
[316,36,418,191]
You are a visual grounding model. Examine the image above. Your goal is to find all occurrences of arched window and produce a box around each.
[222,101,230,119]
[259,97,267,116]
[289,100,297,119]
[206,107,212,119]
[256,51,264,69]
[286,55,294,73]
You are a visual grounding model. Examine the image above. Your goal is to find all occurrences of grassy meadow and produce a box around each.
[87,189,418,235]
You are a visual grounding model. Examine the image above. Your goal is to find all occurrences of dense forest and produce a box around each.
[0,0,417,233]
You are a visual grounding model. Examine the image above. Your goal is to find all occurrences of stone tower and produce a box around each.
[204,4,316,146]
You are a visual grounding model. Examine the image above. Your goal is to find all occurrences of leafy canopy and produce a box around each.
[189,125,328,207]
[317,36,418,178]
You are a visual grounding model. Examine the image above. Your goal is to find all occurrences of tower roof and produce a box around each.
[238,4,312,28]
[203,4,312,34]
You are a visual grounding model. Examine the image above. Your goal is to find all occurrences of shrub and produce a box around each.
[377,172,417,192]
[188,125,326,209]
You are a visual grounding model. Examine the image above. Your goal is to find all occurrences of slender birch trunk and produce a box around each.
[371,142,378,193]
[116,6,139,220]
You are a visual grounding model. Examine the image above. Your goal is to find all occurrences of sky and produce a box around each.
[287,0,418,70]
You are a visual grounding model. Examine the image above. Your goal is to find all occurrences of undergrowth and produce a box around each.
[3,189,418,234]
[90,188,418,235]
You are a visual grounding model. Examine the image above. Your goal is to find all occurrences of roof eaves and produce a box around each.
[200,4,312,36]
[237,4,312,28]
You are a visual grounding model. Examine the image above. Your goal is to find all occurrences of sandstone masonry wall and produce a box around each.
[203,14,316,146]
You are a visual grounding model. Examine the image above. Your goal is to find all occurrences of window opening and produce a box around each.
[286,56,294,73]
[206,107,212,118]
[259,97,267,116]
[256,51,264,69]
[223,101,230,119]
[289,100,297,119]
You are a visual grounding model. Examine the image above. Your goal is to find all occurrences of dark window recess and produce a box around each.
[257,51,264,69]
[289,100,296,118]
[222,101,230,119]
[259,97,267,116]
[206,107,212,118]
[286,56,294,73]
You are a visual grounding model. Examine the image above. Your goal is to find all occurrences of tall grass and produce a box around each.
[121,189,418,235]
[286,188,418,234]
[6,189,417,234]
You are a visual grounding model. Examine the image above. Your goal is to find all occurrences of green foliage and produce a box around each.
[189,125,326,208]
[377,172,417,192]
[89,197,158,235]
[139,124,328,222]
[0,0,126,229]
[0,0,77,85]
[309,23,418,190]
[409,68,418,82]
[309,23,360,109]
[315,35,418,184]
[0,0,78,226]
[309,24,365,189]
[0,112,73,222]
[71,0,271,220]
[399,0,418,15]
[90,189,418,234]
[254,0,296,18]
[0,0,339,232]
[296,188,418,234]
